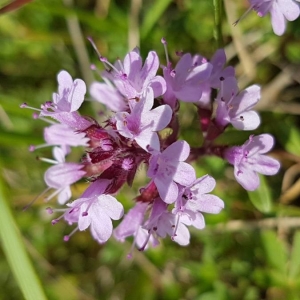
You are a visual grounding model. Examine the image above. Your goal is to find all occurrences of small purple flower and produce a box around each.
[104,48,166,99]
[115,89,172,151]
[207,49,235,89]
[147,140,196,203]
[142,198,190,247]
[44,147,86,204]
[64,180,124,243]
[224,134,280,191]
[114,202,148,242]
[215,77,261,130]
[193,49,235,108]
[249,0,300,35]
[162,53,213,107]
[41,70,86,116]
[39,70,91,130]
[172,175,224,231]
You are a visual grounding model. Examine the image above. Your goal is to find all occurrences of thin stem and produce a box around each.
[213,0,223,49]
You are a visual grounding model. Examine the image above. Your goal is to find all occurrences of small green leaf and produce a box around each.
[289,231,300,279]
[140,0,173,39]
[275,121,300,156]
[248,175,273,213]
[261,230,287,274]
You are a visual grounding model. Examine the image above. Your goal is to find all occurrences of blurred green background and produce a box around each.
[1,0,300,299]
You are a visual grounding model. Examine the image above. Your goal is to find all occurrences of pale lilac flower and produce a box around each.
[41,70,86,116]
[193,49,235,108]
[215,77,261,130]
[64,180,124,243]
[162,53,213,107]
[44,147,86,204]
[207,49,235,89]
[44,123,89,152]
[172,175,224,232]
[114,202,148,242]
[147,140,196,204]
[249,0,300,35]
[115,89,172,151]
[135,226,159,250]
[113,201,160,255]
[104,48,166,99]
[39,70,91,130]
[224,134,280,191]
[90,81,127,112]
[144,198,190,246]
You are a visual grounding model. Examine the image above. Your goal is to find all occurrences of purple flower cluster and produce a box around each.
[22,42,280,253]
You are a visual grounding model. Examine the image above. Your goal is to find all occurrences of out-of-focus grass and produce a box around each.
[1,0,300,299]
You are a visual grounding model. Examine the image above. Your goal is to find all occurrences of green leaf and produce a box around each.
[275,121,300,156]
[0,168,47,300]
[140,0,173,39]
[261,230,287,274]
[247,175,273,213]
[289,231,300,279]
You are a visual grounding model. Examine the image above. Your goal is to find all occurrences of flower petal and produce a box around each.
[173,162,196,186]
[251,155,280,175]
[234,164,260,191]
[98,195,124,220]
[162,140,190,162]
[155,177,178,204]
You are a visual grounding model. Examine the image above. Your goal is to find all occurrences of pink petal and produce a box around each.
[232,85,261,115]
[234,165,260,191]
[98,195,124,220]
[162,140,190,162]
[270,3,286,36]
[210,49,226,74]
[51,111,92,131]
[136,131,160,151]
[155,177,178,204]
[140,51,160,84]
[143,105,172,131]
[173,162,196,186]
[90,212,113,243]
[251,155,280,175]
[57,186,71,204]
[192,195,224,214]
[172,223,190,246]
[231,110,261,130]
[114,202,148,241]
[218,77,239,102]
[150,76,167,97]
[174,53,193,85]
[191,175,216,194]
[124,50,142,80]
[174,84,203,102]
[185,62,212,83]
[57,71,73,94]
[245,134,275,155]
[278,0,300,21]
[44,163,85,188]
[191,212,205,229]
[70,79,86,112]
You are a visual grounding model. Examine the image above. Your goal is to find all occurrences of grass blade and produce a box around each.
[0,170,47,300]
